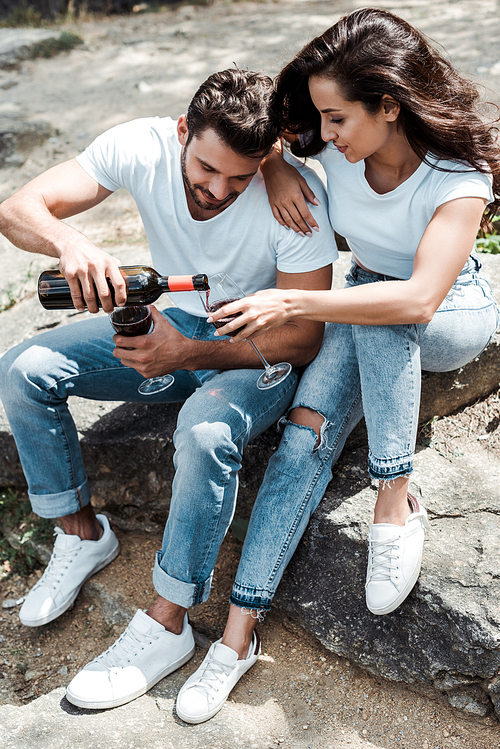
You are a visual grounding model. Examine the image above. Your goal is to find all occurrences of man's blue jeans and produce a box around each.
[0,306,298,608]
[230,254,500,611]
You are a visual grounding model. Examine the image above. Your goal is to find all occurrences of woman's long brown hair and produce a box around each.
[275,8,500,227]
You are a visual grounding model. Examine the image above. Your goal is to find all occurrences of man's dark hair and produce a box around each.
[186,68,281,159]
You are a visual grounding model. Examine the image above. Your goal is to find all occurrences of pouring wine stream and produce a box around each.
[200,272,292,390]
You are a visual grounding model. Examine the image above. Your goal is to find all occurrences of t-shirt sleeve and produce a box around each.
[275,157,337,274]
[434,166,494,208]
[75,118,165,193]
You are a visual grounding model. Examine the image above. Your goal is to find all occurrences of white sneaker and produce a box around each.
[176,631,261,724]
[66,609,195,709]
[19,514,119,627]
[365,494,430,616]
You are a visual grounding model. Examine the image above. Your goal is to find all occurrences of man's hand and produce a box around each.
[114,266,333,375]
[0,158,123,313]
[58,244,126,313]
[112,307,194,377]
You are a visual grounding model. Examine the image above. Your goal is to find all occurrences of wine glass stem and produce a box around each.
[247,340,272,371]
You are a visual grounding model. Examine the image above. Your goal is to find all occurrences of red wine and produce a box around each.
[110,306,152,336]
[209,298,245,337]
[38,266,210,310]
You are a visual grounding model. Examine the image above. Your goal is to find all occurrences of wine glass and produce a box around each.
[199,273,292,390]
[109,305,174,394]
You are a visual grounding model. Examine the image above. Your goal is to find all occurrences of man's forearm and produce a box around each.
[182,320,324,371]
[0,159,113,261]
[0,190,82,259]
[0,171,126,313]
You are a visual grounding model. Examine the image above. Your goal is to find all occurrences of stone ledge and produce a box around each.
[1,253,499,528]
[0,254,499,720]
[275,442,500,720]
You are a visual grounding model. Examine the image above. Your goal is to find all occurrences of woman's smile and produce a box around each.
[308,75,400,164]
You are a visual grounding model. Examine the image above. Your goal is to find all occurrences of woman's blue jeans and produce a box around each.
[0,307,298,609]
[230,254,500,611]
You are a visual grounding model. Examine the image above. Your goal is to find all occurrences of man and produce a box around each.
[0,69,334,721]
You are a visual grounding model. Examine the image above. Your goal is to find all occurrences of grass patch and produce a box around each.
[0,0,214,28]
[0,4,44,27]
[475,215,500,255]
[0,489,54,579]
[0,289,20,314]
[0,260,38,314]
[27,31,84,59]
[128,0,214,14]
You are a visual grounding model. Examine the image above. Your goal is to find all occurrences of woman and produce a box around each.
[209,7,500,623]
[174,9,500,723]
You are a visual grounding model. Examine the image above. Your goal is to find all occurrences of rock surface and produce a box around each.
[0,29,71,166]
[0,684,300,749]
[0,29,59,68]
[0,115,51,167]
[275,441,500,719]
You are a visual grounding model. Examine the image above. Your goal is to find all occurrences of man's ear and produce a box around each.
[381,95,400,122]
[177,115,189,146]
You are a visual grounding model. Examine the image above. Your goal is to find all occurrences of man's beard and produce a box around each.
[181,147,238,211]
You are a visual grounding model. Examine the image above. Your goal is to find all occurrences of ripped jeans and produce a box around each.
[229,254,499,610]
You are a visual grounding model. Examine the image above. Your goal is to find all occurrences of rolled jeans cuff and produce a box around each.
[152,551,212,608]
[368,453,413,481]
[229,585,273,612]
[28,479,92,519]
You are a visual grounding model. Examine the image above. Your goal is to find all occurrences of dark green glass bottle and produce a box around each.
[38,266,210,310]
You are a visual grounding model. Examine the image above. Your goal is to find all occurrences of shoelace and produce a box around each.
[33,531,81,590]
[186,652,235,699]
[95,624,159,670]
[367,535,402,582]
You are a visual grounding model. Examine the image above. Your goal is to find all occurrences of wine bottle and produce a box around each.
[38,266,210,310]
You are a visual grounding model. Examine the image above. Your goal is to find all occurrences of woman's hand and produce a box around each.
[208,288,295,342]
[260,151,321,235]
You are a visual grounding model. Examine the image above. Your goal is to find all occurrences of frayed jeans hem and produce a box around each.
[368,463,413,482]
[229,590,273,612]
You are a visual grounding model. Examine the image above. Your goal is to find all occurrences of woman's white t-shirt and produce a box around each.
[76,117,336,317]
[314,143,494,280]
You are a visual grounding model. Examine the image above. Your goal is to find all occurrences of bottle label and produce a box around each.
[168,275,196,292]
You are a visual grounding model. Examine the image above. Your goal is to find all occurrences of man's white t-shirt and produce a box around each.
[314,143,493,280]
[76,117,336,317]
